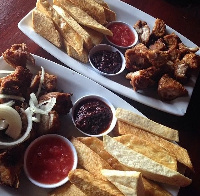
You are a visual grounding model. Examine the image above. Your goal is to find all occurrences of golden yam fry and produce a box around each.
[114,134,177,171]
[101,169,145,196]
[117,120,193,170]
[103,135,192,187]
[54,0,113,36]
[36,0,84,55]
[32,9,63,48]
[71,137,112,181]
[68,169,124,196]
[49,181,86,196]
[67,0,106,25]
[115,108,179,142]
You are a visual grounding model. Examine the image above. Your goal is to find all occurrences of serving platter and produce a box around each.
[0,54,179,195]
[18,0,200,116]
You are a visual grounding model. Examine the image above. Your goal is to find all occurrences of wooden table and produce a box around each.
[0,0,200,195]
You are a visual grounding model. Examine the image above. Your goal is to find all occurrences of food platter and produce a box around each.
[18,0,200,116]
[0,54,179,195]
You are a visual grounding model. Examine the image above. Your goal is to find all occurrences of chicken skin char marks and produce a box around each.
[126,18,200,101]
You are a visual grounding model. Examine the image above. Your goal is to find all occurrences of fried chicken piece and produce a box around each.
[147,50,169,67]
[178,43,199,58]
[2,43,35,68]
[126,66,161,91]
[0,66,33,102]
[174,60,190,84]
[149,38,166,51]
[0,144,26,188]
[152,18,166,38]
[163,33,181,49]
[125,43,151,71]
[37,110,61,136]
[133,20,151,45]
[39,92,73,115]
[29,71,57,95]
[167,47,181,62]
[182,53,200,69]
[158,74,188,101]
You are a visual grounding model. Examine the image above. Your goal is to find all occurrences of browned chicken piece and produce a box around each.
[167,47,181,62]
[158,74,188,101]
[174,60,190,84]
[151,18,166,38]
[2,43,35,68]
[147,50,169,67]
[39,92,73,115]
[125,43,151,71]
[0,144,25,188]
[133,20,151,44]
[29,71,57,95]
[37,110,61,136]
[126,66,161,91]
[0,66,33,102]
[178,42,199,57]
[182,53,200,69]
[149,38,166,51]
[163,33,181,49]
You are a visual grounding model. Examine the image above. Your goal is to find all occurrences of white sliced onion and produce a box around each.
[0,105,22,139]
[0,119,8,130]
[0,70,14,74]
[0,108,32,148]
[29,93,56,115]
[2,100,15,107]
[36,66,45,97]
[0,94,25,102]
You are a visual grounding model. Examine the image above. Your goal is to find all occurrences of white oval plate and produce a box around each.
[0,54,180,195]
[18,0,200,116]
[0,55,179,196]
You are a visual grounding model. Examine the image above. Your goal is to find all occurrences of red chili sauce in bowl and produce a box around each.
[73,96,115,136]
[24,134,77,188]
[106,21,138,48]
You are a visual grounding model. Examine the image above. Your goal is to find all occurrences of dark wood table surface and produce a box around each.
[0,0,200,195]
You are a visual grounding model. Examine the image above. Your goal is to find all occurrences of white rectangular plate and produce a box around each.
[0,55,179,195]
[18,0,200,116]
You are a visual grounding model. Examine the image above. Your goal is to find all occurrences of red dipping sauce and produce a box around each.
[25,135,75,185]
[107,22,136,47]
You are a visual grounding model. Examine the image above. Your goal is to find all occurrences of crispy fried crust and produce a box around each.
[114,134,177,171]
[71,137,112,181]
[103,135,192,187]
[117,120,193,170]
[32,9,62,48]
[68,169,124,196]
[49,181,86,196]
[54,0,112,36]
[115,108,179,142]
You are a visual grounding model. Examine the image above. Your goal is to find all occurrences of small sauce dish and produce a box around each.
[71,95,117,137]
[24,134,78,188]
[105,21,138,49]
[89,44,126,76]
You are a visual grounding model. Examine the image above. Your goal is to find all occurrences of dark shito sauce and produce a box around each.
[107,22,135,47]
[74,98,113,135]
[90,50,122,74]
[26,137,74,184]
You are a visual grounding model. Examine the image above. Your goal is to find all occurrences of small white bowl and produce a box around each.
[24,134,78,188]
[105,21,138,49]
[71,95,117,137]
[89,44,126,76]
